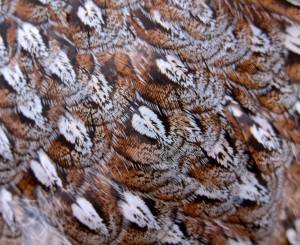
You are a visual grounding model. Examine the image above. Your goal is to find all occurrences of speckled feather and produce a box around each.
[0,0,300,244]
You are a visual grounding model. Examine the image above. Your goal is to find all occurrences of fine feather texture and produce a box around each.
[0,0,300,244]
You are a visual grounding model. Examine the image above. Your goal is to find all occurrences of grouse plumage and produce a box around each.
[0,0,300,244]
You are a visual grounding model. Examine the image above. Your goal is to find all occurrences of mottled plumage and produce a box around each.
[0,0,300,244]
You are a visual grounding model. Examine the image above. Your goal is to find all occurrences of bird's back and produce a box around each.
[0,0,300,244]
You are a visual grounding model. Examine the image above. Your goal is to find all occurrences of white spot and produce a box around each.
[0,126,13,160]
[161,224,185,244]
[89,73,112,109]
[0,64,29,94]
[77,0,104,28]
[152,10,171,31]
[30,160,52,187]
[48,50,76,85]
[132,106,167,141]
[295,101,300,114]
[0,35,9,66]
[58,112,92,154]
[285,0,300,6]
[286,218,300,245]
[119,191,159,229]
[229,105,243,118]
[17,22,48,57]
[0,188,17,233]
[0,64,45,127]
[38,0,50,3]
[71,197,108,234]
[30,150,62,188]
[250,116,279,151]
[238,173,268,202]
[156,55,193,87]
[209,140,234,168]
[169,0,191,10]
[197,3,213,24]
[284,25,300,55]
[249,24,271,53]
[184,114,202,143]
[228,238,252,245]
[0,36,6,57]
[18,94,45,127]
[152,10,186,39]
[196,186,228,200]
[287,229,299,245]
